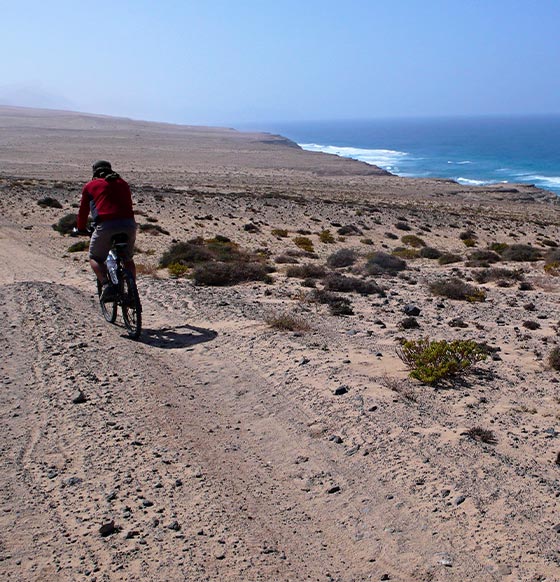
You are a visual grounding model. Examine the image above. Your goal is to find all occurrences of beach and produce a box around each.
[1,105,559,582]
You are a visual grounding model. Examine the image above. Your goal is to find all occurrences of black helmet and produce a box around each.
[92,160,112,173]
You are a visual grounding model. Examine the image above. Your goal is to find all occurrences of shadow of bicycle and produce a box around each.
[140,324,218,349]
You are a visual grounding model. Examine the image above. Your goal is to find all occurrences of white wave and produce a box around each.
[299,143,408,170]
[447,160,473,165]
[456,177,496,186]
[520,175,560,189]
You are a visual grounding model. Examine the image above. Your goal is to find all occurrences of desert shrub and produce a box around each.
[462,238,477,247]
[397,338,488,385]
[419,246,442,259]
[401,234,426,248]
[395,221,411,231]
[274,254,299,264]
[467,250,501,267]
[159,241,214,267]
[139,223,170,236]
[399,317,420,330]
[324,273,385,296]
[541,239,558,247]
[38,196,62,209]
[544,249,560,276]
[465,427,497,444]
[392,247,420,259]
[167,263,189,278]
[244,223,260,232]
[293,236,314,253]
[285,249,318,259]
[67,241,89,253]
[385,232,399,240]
[319,229,335,243]
[501,244,541,262]
[271,228,289,238]
[548,347,560,370]
[489,242,509,254]
[192,261,270,286]
[473,268,524,284]
[310,289,354,316]
[519,281,533,291]
[286,263,326,279]
[523,320,540,330]
[146,216,159,223]
[337,224,362,236]
[429,277,486,302]
[360,238,374,245]
[460,229,477,241]
[265,313,311,331]
[438,253,462,265]
[52,213,78,235]
[365,251,406,275]
[135,262,159,277]
[327,248,358,268]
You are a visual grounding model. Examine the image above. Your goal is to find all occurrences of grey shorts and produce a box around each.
[89,219,137,263]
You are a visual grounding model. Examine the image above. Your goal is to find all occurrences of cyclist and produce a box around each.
[76,160,137,301]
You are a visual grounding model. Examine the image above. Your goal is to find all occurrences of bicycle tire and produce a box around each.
[121,272,142,339]
[97,280,118,323]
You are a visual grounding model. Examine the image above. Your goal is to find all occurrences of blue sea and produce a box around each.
[241,116,560,195]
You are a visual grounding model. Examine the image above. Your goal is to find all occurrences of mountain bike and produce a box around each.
[72,228,142,339]
[97,233,142,339]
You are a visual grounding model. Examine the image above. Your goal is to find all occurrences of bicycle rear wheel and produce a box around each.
[97,280,118,323]
[121,273,142,339]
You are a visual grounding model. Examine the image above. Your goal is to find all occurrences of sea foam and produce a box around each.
[300,143,409,172]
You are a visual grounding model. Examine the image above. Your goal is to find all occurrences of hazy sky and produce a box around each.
[2,0,559,124]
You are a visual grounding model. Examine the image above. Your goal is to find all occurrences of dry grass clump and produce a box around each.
[38,196,62,209]
[419,246,442,259]
[193,261,271,286]
[327,248,358,268]
[429,277,486,302]
[466,250,501,267]
[365,251,406,275]
[522,320,540,330]
[464,427,497,444]
[319,229,335,243]
[139,223,170,235]
[489,242,509,254]
[337,224,362,236]
[136,262,160,277]
[501,244,541,262]
[401,234,426,248]
[52,213,78,235]
[265,312,311,331]
[392,247,420,259]
[544,249,560,276]
[167,263,189,278]
[438,253,463,265]
[274,254,299,264]
[271,228,288,238]
[67,241,89,253]
[160,240,214,267]
[284,249,318,259]
[395,221,411,231]
[323,273,385,296]
[548,347,560,370]
[397,338,488,385]
[385,232,399,240]
[473,267,524,284]
[310,289,354,316]
[293,236,314,253]
[286,263,327,279]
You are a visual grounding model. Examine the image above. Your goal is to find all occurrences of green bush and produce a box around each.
[319,229,335,243]
[429,277,486,302]
[271,228,288,238]
[293,236,314,253]
[401,234,426,248]
[392,247,420,259]
[397,338,488,385]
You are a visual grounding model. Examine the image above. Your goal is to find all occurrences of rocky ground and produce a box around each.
[0,107,559,582]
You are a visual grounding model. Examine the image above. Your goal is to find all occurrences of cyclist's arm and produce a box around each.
[77,186,91,231]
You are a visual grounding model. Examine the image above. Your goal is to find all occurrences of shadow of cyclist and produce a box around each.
[140,324,218,349]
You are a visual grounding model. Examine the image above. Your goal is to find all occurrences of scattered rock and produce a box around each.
[99,521,118,537]
[72,390,87,404]
[454,496,467,506]
[62,477,83,487]
[326,485,341,494]
[167,520,181,531]
[329,435,343,444]
[333,385,349,396]
[403,304,420,316]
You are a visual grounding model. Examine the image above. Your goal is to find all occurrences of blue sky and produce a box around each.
[1,0,559,124]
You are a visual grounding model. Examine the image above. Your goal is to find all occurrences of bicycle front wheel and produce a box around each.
[97,280,117,323]
[121,273,142,339]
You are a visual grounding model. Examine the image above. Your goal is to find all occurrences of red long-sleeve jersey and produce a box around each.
[77,177,134,230]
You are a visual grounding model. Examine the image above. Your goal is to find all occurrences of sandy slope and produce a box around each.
[1,107,560,582]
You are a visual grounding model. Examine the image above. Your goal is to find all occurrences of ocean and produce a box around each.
[241,116,560,195]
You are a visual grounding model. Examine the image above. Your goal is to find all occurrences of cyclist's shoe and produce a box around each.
[100,282,118,302]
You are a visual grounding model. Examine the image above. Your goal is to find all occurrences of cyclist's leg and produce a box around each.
[89,226,112,284]
[122,224,137,279]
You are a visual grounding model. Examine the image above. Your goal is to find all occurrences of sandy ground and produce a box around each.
[0,106,559,582]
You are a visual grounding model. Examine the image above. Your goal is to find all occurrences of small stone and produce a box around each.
[333,385,349,396]
[329,435,343,444]
[380,574,390,581]
[125,530,140,539]
[441,489,451,498]
[167,520,181,531]
[553,524,560,533]
[72,390,87,404]
[62,477,83,487]
[141,499,154,508]
[403,305,420,316]
[99,521,118,537]
[299,357,310,366]
[437,553,453,567]
[454,496,466,506]
[326,485,341,494]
